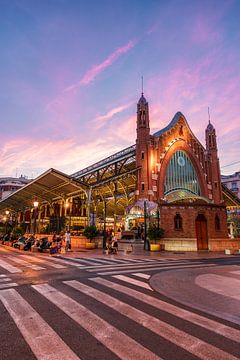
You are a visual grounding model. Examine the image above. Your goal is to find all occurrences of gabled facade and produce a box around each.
[135,93,229,251]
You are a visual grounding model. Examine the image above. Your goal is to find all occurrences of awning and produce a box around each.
[0,168,89,212]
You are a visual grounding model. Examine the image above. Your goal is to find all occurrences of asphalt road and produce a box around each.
[0,245,239,360]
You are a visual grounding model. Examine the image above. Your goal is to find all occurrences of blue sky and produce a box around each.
[0,0,239,178]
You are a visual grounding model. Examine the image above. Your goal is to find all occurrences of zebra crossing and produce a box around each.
[0,274,239,359]
[0,274,18,289]
[0,253,214,276]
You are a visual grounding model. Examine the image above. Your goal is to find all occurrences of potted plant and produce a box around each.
[147,224,165,251]
[82,225,98,249]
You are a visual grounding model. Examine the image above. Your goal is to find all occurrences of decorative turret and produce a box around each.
[137,93,150,131]
[205,108,222,204]
[136,90,151,201]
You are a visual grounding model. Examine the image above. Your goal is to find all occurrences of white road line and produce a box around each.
[0,278,11,283]
[195,274,240,300]
[37,255,84,267]
[0,259,22,273]
[0,283,18,289]
[230,270,240,275]
[77,258,112,265]
[20,254,66,269]
[96,263,214,276]
[0,274,7,277]
[66,280,237,360]
[85,260,201,272]
[33,283,161,360]
[0,289,80,360]
[7,256,45,271]
[113,275,153,291]
[132,273,151,279]
[91,277,240,344]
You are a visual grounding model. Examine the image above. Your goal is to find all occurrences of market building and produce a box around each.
[0,92,239,251]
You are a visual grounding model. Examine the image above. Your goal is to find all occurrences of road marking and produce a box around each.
[195,274,240,300]
[132,273,151,279]
[0,283,18,289]
[7,256,45,271]
[20,254,66,269]
[0,288,80,360]
[96,263,215,276]
[113,275,153,291]
[37,255,85,267]
[85,260,203,272]
[91,277,240,344]
[32,283,161,360]
[0,259,22,273]
[0,277,11,283]
[66,280,237,360]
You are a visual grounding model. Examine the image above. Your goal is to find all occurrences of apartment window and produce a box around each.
[141,151,144,160]
[174,213,183,230]
[141,182,145,191]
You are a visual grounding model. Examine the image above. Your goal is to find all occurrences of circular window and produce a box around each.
[177,156,185,167]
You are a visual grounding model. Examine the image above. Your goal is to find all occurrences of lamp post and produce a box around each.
[144,201,150,251]
[5,210,9,234]
[33,201,39,234]
[65,201,70,231]
[103,200,107,251]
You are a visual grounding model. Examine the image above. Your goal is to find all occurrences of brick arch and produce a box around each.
[158,139,208,199]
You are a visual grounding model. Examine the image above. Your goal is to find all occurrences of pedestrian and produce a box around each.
[65,230,71,252]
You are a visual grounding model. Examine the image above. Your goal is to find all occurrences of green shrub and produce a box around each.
[83,225,98,242]
[147,224,165,243]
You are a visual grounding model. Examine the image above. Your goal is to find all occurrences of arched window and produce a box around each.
[215,214,220,231]
[174,213,183,230]
[164,150,201,196]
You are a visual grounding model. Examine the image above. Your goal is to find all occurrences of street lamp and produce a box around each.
[65,201,71,231]
[5,210,10,234]
[144,201,150,251]
[103,200,107,251]
[33,201,39,234]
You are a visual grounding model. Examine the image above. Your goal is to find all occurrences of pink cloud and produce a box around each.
[92,101,134,129]
[64,39,137,92]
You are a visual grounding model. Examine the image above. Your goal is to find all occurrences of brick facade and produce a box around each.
[135,93,231,251]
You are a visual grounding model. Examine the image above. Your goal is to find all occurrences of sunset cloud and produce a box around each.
[64,40,137,92]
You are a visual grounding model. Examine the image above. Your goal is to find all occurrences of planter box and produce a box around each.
[85,242,96,249]
[150,244,160,252]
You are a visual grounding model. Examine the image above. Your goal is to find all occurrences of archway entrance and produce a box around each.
[195,214,208,250]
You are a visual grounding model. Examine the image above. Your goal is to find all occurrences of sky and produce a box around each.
[0,0,239,179]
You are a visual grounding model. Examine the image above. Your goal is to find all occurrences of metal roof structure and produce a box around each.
[0,168,88,212]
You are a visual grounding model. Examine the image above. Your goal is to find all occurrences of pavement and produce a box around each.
[68,245,240,326]
[2,242,240,326]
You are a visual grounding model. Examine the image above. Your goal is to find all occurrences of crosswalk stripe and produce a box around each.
[83,260,202,271]
[0,288,80,360]
[91,277,240,343]
[37,255,85,267]
[32,283,161,360]
[0,259,22,273]
[230,271,240,275]
[6,256,45,271]
[113,275,153,291]
[65,280,237,360]
[0,278,11,283]
[96,263,215,275]
[0,274,7,277]
[133,273,151,279]
[20,254,66,269]
[0,283,18,289]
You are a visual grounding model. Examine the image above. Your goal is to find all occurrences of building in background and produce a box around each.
[0,175,29,200]
[221,172,240,199]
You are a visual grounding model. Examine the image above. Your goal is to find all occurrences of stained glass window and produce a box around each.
[164,150,201,195]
